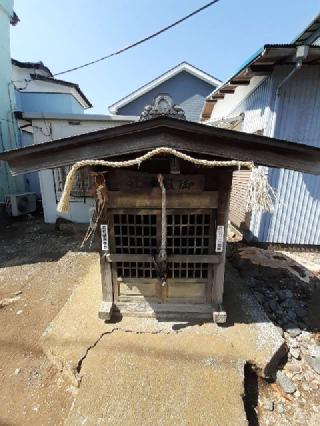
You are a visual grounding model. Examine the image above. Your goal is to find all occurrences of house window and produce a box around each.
[53,166,95,201]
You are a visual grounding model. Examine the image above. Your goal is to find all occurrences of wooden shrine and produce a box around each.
[1,95,320,323]
[97,161,231,322]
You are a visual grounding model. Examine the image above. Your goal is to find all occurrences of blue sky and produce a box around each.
[11,1,320,114]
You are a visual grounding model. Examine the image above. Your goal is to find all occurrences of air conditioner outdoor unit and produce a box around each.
[5,193,37,216]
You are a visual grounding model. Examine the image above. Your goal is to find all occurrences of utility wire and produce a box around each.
[53,0,221,77]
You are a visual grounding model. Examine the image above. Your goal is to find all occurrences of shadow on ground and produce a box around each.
[0,215,94,268]
[2,216,319,333]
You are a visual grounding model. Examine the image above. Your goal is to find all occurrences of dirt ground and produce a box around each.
[0,216,92,426]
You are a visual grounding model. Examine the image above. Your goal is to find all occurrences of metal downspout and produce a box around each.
[270,45,309,138]
[269,61,302,138]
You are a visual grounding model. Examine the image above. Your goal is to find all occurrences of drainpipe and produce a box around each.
[269,45,309,138]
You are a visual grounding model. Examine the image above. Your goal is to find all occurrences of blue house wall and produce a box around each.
[18,92,84,114]
[117,71,216,122]
[14,90,85,196]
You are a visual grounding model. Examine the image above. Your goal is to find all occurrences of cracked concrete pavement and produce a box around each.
[66,330,247,426]
[40,253,286,425]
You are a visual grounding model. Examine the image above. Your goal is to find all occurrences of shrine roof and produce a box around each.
[1,116,320,175]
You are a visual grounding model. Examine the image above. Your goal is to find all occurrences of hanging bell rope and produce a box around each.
[156,173,168,287]
[56,146,276,215]
[158,173,167,260]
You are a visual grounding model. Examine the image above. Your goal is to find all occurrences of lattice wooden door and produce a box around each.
[109,209,216,304]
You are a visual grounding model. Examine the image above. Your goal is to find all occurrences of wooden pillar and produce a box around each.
[96,175,114,321]
[212,170,232,321]
[98,252,114,320]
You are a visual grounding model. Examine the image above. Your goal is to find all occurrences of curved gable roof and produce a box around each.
[108,62,221,114]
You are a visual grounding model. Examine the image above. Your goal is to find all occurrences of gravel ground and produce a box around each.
[230,244,320,425]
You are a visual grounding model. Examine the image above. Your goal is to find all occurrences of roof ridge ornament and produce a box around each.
[140,94,186,121]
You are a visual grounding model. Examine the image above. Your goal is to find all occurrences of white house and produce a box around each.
[18,61,220,224]
[29,113,136,223]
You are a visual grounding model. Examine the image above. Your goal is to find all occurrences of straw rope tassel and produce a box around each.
[246,166,276,213]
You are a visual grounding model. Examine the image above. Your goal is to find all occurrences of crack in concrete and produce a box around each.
[74,321,284,391]
[76,329,116,376]
[75,326,180,381]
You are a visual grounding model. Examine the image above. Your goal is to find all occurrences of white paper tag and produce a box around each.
[100,224,109,251]
[215,225,224,253]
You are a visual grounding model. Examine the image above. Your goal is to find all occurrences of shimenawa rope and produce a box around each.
[56,146,274,214]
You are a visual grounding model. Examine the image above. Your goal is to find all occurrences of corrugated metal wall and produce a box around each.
[232,76,273,133]
[227,66,320,244]
[260,66,320,243]
[228,77,273,235]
